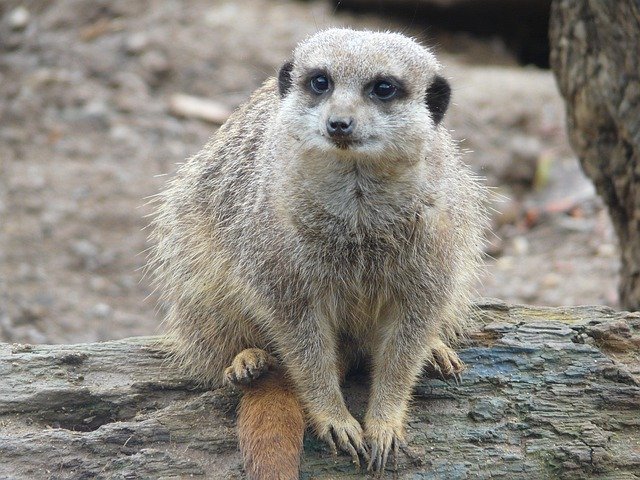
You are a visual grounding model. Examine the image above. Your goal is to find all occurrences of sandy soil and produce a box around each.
[0,0,620,344]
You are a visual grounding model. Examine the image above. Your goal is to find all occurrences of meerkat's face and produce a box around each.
[276,29,451,164]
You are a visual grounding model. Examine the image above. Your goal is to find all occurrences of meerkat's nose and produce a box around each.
[326,116,355,137]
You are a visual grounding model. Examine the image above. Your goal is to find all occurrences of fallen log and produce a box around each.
[1,301,639,479]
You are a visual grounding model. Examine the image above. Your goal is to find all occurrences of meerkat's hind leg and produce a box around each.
[424,337,465,383]
[224,348,277,386]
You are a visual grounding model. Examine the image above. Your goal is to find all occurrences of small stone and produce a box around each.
[71,239,98,258]
[125,32,149,55]
[596,243,616,258]
[84,99,109,117]
[7,6,30,31]
[89,276,109,292]
[141,50,170,76]
[16,304,48,325]
[71,239,101,270]
[511,236,529,256]
[496,256,514,271]
[503,135,542,186]
[89,303,112,319]
[113,71,149,112]
[541,272,561,289]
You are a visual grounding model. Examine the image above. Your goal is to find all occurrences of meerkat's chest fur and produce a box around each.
[271,157,436,308]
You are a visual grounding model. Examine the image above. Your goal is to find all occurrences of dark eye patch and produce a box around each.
[366,75,406,102]
[310,74,330,94]
[372,81,396,100]
[304,69,332,96]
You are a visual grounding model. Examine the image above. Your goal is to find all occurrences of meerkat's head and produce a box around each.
[275,29,450,164]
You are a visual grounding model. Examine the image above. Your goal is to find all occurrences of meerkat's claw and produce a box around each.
[325,430,339,456]
[393,438,399,472]
[329,426,359,467]
[424,338,466,382]
[347,428,370,468]
[318,415,368,468]
[224,348,276,386]
[365,419,404,475]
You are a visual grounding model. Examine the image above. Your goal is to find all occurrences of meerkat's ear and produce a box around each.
[278,61,294,97]
[425,75,451,125]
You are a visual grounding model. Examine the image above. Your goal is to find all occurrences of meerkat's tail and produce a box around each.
[238,370,305,480]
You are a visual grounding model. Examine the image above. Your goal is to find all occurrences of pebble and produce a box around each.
[110,123,141,145]
[7,6,30,31]
[125,32,149,55]
[141,50,170,77]
[89,276,109,292]
[70,239,99,269]
[596,243,616,258]
[113,71,150,112]
[496,256,514,271]
[511,236,529,256]
[17,263,45,282]
[503,135,542,185]
[89,303,113,319]
[541,272,562,289]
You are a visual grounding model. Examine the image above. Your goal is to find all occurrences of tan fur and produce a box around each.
[149,28,488,477]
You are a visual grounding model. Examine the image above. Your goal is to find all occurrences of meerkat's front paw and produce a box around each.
[224,348,276,386]
[424,338,465,382]
[365,417,406,474]
[314,413,369,469]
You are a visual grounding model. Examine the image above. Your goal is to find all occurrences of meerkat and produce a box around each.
[149,28,487,478]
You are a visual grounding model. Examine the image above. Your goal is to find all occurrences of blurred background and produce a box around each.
[0,0,620,345]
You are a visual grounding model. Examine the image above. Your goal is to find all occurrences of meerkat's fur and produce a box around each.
[149,28,487,477]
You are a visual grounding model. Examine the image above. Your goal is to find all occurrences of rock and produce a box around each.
[511,236,529,256]
[168,94,232,125]
[112,71,150,112]
[69,239,112,272]
[140,49,171,82]
[124,32,149,55]
[6,6,30,31]
[88,303,112,319]
[503,135,542,186]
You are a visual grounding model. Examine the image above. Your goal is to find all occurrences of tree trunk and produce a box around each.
[1,302,639,479]
[550,0,640,310]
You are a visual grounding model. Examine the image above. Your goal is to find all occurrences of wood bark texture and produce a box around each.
[550,0,640,310]
[1,302,639,479]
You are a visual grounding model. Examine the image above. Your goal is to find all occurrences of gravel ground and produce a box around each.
[0,0,620,344]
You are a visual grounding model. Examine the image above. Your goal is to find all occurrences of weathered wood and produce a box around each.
[1,302,639,479]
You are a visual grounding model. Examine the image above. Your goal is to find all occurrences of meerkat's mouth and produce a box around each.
[330,137,363,150]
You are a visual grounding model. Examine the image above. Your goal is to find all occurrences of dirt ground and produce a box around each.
[0,0,620,345]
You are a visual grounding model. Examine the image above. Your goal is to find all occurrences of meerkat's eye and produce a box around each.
[310,74,330,94]
[371,80,397,100]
